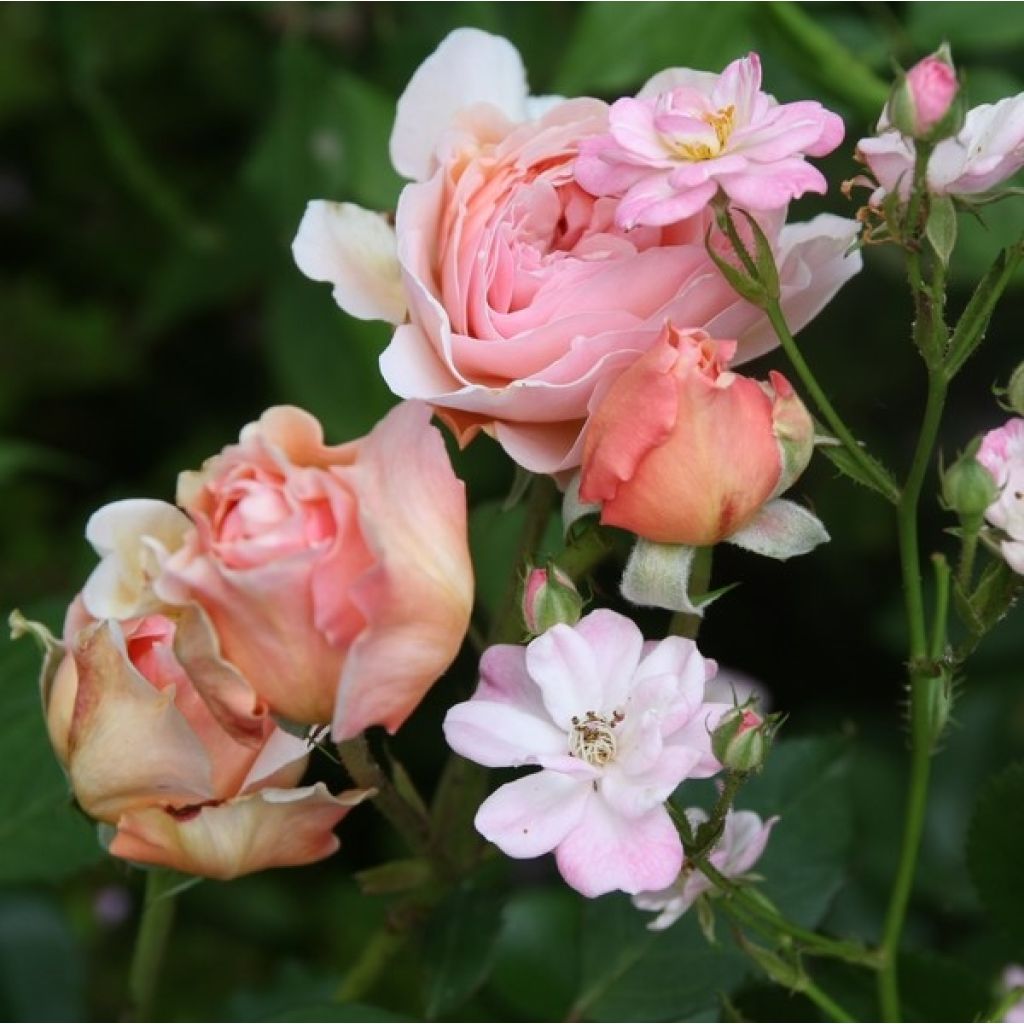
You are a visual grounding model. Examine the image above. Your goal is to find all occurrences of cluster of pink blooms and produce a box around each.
[29,29,1024,903]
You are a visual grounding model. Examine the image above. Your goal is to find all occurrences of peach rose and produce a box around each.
[580,325,814,545]
[33,602,369,880]
[293,28,862,474]
[156,401,473,740]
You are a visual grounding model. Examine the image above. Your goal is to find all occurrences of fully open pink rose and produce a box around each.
[293,29,862,474]
[575,53,844,227]
[156,402,473,740]
[977,417,1024,574]
[579,325,813,545]
[44,605,369,879]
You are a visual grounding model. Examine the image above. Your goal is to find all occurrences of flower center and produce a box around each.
[568,710,624,766]
[665,105,735,161]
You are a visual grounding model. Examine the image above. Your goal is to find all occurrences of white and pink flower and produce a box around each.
[977,417,1024,574]
[293,29,862,475]
[633,807,778,930]
[442,609,731,897]
[857,93,1024,203]
[575,53,844,228]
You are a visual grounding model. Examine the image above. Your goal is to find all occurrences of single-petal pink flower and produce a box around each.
[977,418,1024,574]
[632,807,778,930]
[292,30,862,475]
[857,92,1024,202]
[443,609,731,897]
[575,53,845,228]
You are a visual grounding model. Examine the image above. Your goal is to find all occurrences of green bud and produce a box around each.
[711,705,776,773]
[522,564,583,635]
[1006,361,1024,417]
[941,444,999,525]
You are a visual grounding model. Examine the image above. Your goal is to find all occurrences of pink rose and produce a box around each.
[575,53,844,228]
[156,401,473,740]
[39,603,369,880]
[293,29,862,475]
[579,325,814,546]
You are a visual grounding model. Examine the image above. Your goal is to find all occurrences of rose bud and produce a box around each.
[155,402,473,741]
[579,325,814,546]
[942,442,999,527]
[1005,361,1024,418]
[522,564,584,635]
[711,705,775,773]
[888,48,960,141]
[17,602,369,880]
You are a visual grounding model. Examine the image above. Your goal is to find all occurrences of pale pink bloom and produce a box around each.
[633,807,778,930]
[579,325,814,546]
[857,93,1024,202]
[156,402,473,740]
[977,418,1024,573]
[903,55,958,136]
[1001,966,1024,1023]
[575,53,844,228]
[44,604,369,879]
[292,29,862,475]
[443,609,731,897]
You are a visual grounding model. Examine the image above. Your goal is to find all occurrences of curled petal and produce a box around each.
[109,784,371,880]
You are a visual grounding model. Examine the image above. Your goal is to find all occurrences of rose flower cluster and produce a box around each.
[18,28,865,899]
[16,403,472,879]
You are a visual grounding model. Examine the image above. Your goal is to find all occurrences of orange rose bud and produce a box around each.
[579,325,813,546]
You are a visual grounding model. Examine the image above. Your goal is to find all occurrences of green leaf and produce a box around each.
[554,3,753,95]
[0,895,85,1022]
[264,276,396,443]
[572,894,747,1021]
[899,951,990,1022]
[423,878,506,1020]
[818,440,900,501]
[954,555,1024,653]
[488,886,581,1021]
[967,761,1024,943]
[926,195,958,267]
[738,736,854,928]
[268,1006,412,1023]
[0,625,104,883]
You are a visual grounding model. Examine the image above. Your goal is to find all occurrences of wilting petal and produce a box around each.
[292,201,407,324]
[109,784,370,880]
[68,622,213,822]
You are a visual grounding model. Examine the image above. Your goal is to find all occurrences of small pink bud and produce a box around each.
[711,706,775,773]
[522,564,583,635]
[889,50,959,140]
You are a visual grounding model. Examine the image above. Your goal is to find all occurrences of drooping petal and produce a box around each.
[109,784,370,880]
[291,201,407,325]
[555,800,682,897]
[331,401,473,739]
[475,771,590,859]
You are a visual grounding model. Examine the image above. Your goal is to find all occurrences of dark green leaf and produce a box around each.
[899,951,990,1022]
[573,894,747,1021]
[0,627,104,883]
[738,736,854,928]
[488,886,581,1021]
[269,1006,412,1023]
[968,761,1024,943]
[818,441,899,501]
[423,879,505,1020]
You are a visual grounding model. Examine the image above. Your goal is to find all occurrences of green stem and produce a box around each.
[554,523,614,583]
[878,365,949,1022]
[803,978,859,1024]
[957,527,979,592]
[765,302,899,504]
[338,735,432,859]
[698,859,877,968]
[334,922,409,1004]
[128,870,179,1021]
[929,554,951,662]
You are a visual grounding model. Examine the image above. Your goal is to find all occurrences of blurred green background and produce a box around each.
[3,3,1024,1020]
